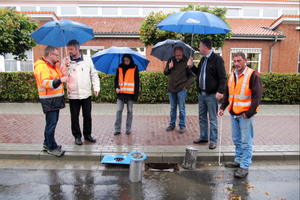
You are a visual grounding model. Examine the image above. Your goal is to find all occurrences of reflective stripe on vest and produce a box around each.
[228,67,259,114]
[119,67,136,94]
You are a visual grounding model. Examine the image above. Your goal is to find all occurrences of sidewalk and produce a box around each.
[0,102,299,162]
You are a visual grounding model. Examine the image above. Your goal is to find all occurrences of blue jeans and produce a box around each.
[44,110,59,150]
[115,99,134,132]
[231,115,254,169]
[198,92,218,144]
[168,89,187,128]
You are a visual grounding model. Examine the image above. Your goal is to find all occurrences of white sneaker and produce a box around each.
[47,148,65,157]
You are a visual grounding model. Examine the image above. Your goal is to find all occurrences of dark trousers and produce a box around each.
[69,97,92,139]
[44,110,59,150]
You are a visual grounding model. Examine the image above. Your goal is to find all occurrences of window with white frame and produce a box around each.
[129,47,146,56]
[102,7,118,16]
[3,50,34,72]
[40,6,57,13]
[263,9,278,18]
[282,10,298,15]
[243,9,259,17]
[230,48,262,72]
[20,6,36,12]
[81,7,98,15]
[122,7,139,16]
[193,48,222,67]
[79,46,105,57]
[226,9,240,17]
[61,6,77,15]
[143,7,159,16]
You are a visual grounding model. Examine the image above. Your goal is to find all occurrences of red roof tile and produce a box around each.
[22,11,59,20]
[62,17,283,36]
[25,12,288,36]
[61,17,144,34]
[227,18,283,35]
[269,14,300,27]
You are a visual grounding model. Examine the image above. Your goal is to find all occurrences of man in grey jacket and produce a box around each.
[66,40,100,145]
[164,46,195,133]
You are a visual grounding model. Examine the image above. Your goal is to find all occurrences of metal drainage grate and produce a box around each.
[145,163,180,172]
[114,157,124,162]
[131,152,145,159]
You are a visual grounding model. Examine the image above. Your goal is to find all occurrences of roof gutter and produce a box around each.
[269,36,278,73]
[230,35,286,40]
[94,33,140,38]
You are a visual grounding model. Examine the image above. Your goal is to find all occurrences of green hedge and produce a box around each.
[0,72,299,104]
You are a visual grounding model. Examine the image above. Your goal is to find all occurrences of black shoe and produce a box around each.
[84,135,96,142]
[234,168,249,178]
[193,139,209,144]
[225,161,240,168]
[209,143,217,149]
[166,126,175,131]
[179,127,186,133]
[75,138,83,145]
[114,131,120,135]
[126,131,131,135]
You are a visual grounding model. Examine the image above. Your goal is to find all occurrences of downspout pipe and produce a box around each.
[269,36,278,73]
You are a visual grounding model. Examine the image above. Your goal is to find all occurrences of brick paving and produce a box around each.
[0,103,299,146]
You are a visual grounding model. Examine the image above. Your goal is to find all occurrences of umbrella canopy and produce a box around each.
[156,11,231,34]
[30,19,94,47]
[91,46,150,74]
[151,39,195,61]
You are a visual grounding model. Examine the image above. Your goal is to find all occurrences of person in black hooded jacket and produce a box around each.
[114,54,140,135]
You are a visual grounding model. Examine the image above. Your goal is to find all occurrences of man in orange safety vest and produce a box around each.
[218,51,262,178]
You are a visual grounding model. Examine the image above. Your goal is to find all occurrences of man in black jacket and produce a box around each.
[164,47,195,133]
[189,38,227,149]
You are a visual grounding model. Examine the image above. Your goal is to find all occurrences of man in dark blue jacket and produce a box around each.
[189,38,227,149]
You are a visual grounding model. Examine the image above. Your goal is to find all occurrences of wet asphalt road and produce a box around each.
[0,164,299,200]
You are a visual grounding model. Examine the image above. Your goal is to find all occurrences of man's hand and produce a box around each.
[116,88,120,94]
[242,113,249,119]
[60,76,69,83]
[94,91,99,97]
[169,60,174,69]
[60,65,68,76]
[64,57,70,67]
[218,109,224,117]
[187,57,193,67]
[216,92,223,99]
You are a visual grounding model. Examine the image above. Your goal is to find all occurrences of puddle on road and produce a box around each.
[0,168,298,199]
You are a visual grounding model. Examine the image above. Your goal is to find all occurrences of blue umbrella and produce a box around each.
[157,11,231,56]
[151,39,195,61]
[30,19,94,47]
[91,46,150,74]
[157,11,231,34]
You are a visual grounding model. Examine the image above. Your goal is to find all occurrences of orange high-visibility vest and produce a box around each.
[34,56,64,99]
[118,67,136,94]
[228,67,259,114]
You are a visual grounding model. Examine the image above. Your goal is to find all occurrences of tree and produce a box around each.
[0,7,39,60]
[139,3,232,50]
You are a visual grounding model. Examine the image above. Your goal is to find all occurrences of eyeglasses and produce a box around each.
[51,52,59,57]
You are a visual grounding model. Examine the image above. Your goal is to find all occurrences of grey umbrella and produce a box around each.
[150,39,195,61]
